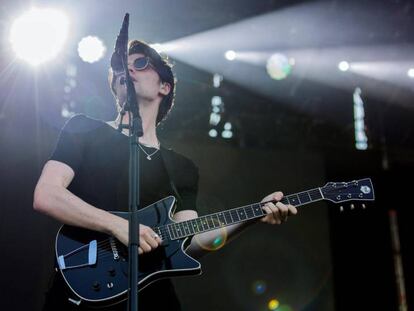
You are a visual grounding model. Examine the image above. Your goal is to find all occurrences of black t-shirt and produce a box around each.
[43,114,198,310]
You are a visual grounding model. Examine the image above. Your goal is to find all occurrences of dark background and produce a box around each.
[1,0,413,310]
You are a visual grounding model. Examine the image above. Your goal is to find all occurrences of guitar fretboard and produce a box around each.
[156,188,323,240]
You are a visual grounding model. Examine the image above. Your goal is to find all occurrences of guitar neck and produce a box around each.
[162,187,324,240]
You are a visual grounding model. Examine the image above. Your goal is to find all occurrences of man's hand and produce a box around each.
[111,217,162,254]
[260,191,297,224]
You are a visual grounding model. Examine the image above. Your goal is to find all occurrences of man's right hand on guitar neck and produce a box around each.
[110,217,162,254]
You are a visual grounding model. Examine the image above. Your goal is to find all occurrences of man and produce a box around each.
[33,40,297,310]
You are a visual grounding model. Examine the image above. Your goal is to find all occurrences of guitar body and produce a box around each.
[55,196,201,306]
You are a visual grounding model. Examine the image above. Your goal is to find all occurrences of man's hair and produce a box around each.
[108,40,176,124]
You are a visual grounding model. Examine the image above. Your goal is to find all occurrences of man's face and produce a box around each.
[114,53,169,105]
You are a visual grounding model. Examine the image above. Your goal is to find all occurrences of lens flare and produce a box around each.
[193,219,228,251]
[252,280,267,295]
[268,299,280,310]
[78,36,106,63]
[266,53,292,80]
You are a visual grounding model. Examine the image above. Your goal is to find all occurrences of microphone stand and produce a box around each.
[114,13,143,311]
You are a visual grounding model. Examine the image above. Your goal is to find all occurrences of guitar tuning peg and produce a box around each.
[362,204,366,209]
[340,206,344,212]
[350,204,355,210]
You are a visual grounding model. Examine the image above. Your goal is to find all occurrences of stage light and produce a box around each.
[211,96,223,106]
[209,129,218,137]
[223,122,232,130]
[77,36,106,63]
[221,129,233,139]
[10,8,69,66]
[209,112,221,126]
[150,43,164,53]
[213,73,223,88]
[268,299,280,310]
[353,87,368,150]
[225,50,236,61]
[222,122,233,139]
[338,61,350,72]
[266,53,292,80]
[407,68,414,78]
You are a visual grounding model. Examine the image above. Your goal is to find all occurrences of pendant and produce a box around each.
[147,155,152,160]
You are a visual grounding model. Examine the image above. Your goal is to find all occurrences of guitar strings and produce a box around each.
[64,183,369,264]
[94,185,359,249]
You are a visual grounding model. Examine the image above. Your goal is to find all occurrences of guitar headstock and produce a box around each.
[321,178,375,205]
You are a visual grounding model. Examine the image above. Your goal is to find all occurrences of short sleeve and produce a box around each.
[49,114,91,172]
[175,161,199,213]
[161,148,199,214]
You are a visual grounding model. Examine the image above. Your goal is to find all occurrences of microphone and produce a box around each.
[110,13,129,72]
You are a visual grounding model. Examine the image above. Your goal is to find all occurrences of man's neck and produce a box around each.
[115,101,160,148]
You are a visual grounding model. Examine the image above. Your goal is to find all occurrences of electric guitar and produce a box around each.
[55,178,374,306]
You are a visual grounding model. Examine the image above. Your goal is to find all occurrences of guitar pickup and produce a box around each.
[58,240,97,270]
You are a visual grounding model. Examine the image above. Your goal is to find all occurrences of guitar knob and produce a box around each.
[362,204,366,209]
[108,266,116,277]
[339,206,344,212]
[350,204,355,209]
[92,281,101,291]
[107,282,114,289]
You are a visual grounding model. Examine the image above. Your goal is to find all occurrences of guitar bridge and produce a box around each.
[109,237,119,260]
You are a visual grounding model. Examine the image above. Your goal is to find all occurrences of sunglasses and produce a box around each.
[131,56,154,71]
[115,57,155,85]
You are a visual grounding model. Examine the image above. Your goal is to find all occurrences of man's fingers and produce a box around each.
[263,203,282,224]
[275,202,289,221]
[140,241,152,253]
[260,191,299,225]
[143,232,159,248]
[273,191,283,201]
[263,202,295,223]
[288,205,298,215]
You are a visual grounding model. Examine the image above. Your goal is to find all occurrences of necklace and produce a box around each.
[138,143,160,160]
[108,120,160,160]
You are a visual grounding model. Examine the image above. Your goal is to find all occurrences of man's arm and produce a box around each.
[33,160,161,254]
[173,192,297,259]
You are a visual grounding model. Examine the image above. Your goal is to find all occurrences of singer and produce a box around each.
[33,39,297,310]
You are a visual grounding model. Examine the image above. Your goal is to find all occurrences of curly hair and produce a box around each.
[108,40,176,124]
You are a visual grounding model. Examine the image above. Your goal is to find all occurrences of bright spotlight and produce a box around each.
[78,36,106,63]
[407,68,414,78]
[338,61,350,72]
[266,53,292,80]
[10,8,69,66]
[225,50,236,61]
[150,43,164,53]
